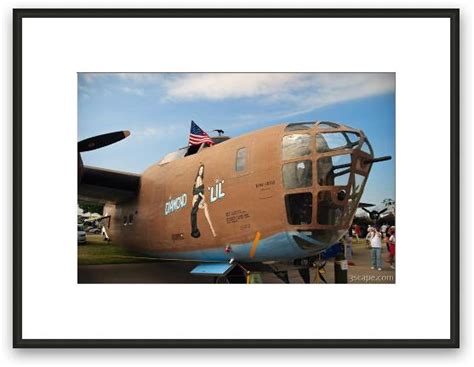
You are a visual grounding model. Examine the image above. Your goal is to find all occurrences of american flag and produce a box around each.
[188,121,214,146]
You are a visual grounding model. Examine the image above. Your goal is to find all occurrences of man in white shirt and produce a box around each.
[368,227,383,270]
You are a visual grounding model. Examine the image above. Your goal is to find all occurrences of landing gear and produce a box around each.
[213,266,247,283]
[274,271,290,284]
[298,268,311,284]
[292,255,328,284]
[212,257,329,284]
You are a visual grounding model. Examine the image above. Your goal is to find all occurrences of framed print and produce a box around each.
[13,8,459,348]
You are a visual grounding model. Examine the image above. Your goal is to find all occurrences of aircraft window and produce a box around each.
[361,140,373,155]
[334,172,351,187]
[317,154,352,186]
[316,132,357,153]
[282,160,312,189]
[128,214,134,225]
[235,147,247,172]
[317,191,344,226]
[159,148,187,165]
[346,132,360,143]
[282,134,311,160]
[343,174,367,222]
[317,121,340,129]
[353,174,366,196]
[123,216,127,226]
[285,122,316,132]
[285,193,313,225]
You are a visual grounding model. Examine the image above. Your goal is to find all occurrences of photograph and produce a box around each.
[13,7,459,348]
[77,72,396,284]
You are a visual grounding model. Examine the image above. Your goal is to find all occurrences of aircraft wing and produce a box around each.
[78,165,140,204]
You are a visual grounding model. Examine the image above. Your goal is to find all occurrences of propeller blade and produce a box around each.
[358,202,375,208]
[361,207,371,214]
[78,130,130,152]
[378,208,388,215]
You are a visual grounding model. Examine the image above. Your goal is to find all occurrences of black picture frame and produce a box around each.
[13,8,459,348]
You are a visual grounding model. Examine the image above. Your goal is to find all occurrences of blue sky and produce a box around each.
[78,73,395,206]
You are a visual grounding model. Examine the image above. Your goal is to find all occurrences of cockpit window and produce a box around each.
[317,154,352,186]
[282,160,312,189]
[285,122,316,132]
[316,132,358,153]
[285,193,313,225]
[343,174,367,222]
[346,132,360,144]
[361,140,373,155]
[317,191,345,226]
[158,148,187,165]
[353,174,366,195]
[317,121,340,129]
[282,134,311,160]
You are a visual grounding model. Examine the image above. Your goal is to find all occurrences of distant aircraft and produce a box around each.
[78,121,391,283]
[356,199,395,225]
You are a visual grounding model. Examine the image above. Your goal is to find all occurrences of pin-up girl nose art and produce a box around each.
[190,164,217,238]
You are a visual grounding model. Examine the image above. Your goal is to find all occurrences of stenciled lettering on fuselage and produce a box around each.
[165,194,188,215]
[208,179,225,203]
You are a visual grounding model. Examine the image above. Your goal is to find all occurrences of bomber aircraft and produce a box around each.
[78,121,391,283]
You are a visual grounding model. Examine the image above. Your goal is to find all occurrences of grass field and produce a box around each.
[79,236,372,266]
[78,235,159,266]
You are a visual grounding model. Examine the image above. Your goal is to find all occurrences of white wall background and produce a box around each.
[1,0,472,365]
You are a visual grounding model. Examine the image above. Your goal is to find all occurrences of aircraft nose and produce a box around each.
[293,229,347,250]
[282,124,373,230]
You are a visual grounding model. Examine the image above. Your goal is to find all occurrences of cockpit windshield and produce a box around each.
[158,148,187,165]
[282,134,311,160]
[360,139,374,155]
[316,121,340,129]
[316,132,360,153]
[284,122,317,132]
[317,154,352,186]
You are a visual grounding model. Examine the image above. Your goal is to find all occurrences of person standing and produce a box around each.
[365,225,373,248]
[381,223,389,250]
[368,227,383,271]
[354,224,361,242]
[343,230,355,266]
[388,226,396,269]
[101,224,110,242]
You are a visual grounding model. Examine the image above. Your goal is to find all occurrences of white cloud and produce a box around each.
[132,123,186,141]
[134,127,160,137]
[79,72,395,118]
[160,72,394,110]
[81,73,107,83]
[119,86,145,96]
[116,73,166,84]
[163,73,308,100]
[302,73,395,108]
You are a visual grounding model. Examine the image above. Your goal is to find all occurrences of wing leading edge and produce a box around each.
[78,166,140,204]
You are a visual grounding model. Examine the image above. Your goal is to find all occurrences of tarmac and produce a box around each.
[78,239,395,284]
